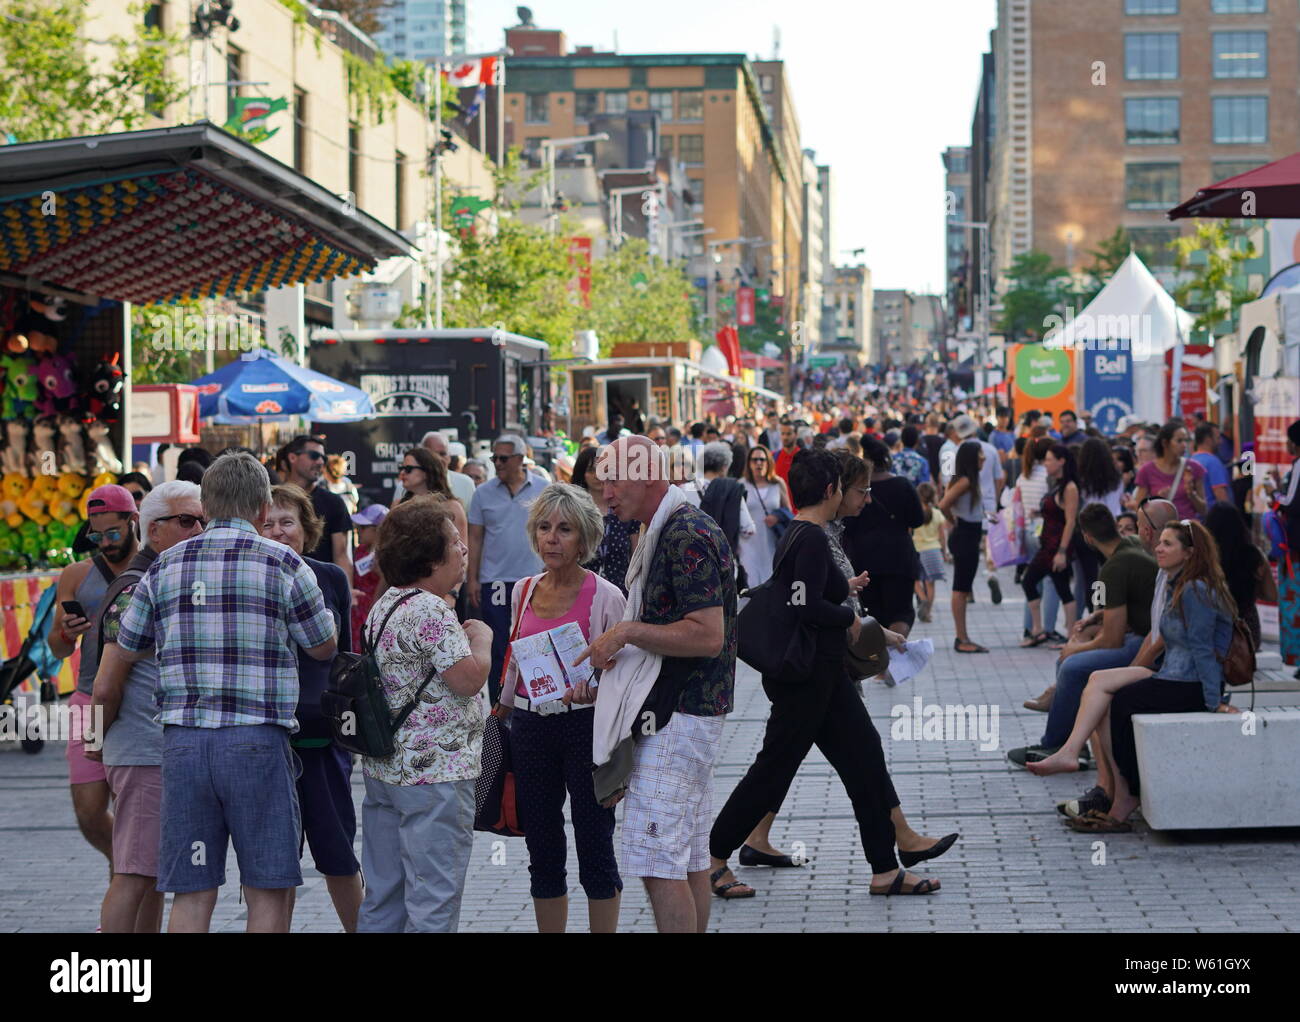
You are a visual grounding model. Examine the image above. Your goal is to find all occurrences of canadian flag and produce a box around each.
[443,57,500,88]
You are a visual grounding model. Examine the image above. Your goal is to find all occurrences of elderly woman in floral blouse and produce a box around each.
[357,499,494,933]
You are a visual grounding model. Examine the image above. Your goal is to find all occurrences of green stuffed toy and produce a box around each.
[1,353,38,419]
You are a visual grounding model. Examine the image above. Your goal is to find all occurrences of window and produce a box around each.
[1213,96,1267,143]
[1125,33,1179,79]
[660,134,673,157]
[144,3,166,116]
[1126,0,1177,12]
[525,93,549,124]
[1212,32,1266,78]
[949,153,968,173]
[649,91,673,120]
[293,88,307,173]
[688,176,704,204]
[604,92,627,114]
[1125,97,1180,143]
[348,122,360,200]
[760,74,774,93]
[1211,0,1265,11]
[1212,160,1263,181]
[575,92,598,119]
[1127,226,1180,266]
[1125,163,1180,209]
[395,151,407,228]
[678,90,704,121]
[677,134,704,164]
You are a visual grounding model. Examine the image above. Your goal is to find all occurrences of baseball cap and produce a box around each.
[85,484,137,516]
[1116,415,1143,433]
[952,414,978,439]
[351,504,388,527]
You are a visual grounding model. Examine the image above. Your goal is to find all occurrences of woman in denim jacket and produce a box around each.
[1069,519,1237,832]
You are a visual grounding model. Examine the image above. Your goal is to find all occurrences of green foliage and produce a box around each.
[344,51,396,123]
[131,300,266,385]
[739,293,788,353]
[1171,220,1258,339]
[586,239,694,352]
[0,0,189,142]
[997,250,1070,342]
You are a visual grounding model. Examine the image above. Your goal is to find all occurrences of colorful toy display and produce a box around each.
[1,353,37,418]
[87,354,126,424]
[35,353,78,416]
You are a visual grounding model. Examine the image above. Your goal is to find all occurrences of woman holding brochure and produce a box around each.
[496,483,627,932]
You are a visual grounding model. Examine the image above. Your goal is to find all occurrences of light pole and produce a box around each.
[706,237,762,332]
[950,219,990,391]
[540,134,609,234]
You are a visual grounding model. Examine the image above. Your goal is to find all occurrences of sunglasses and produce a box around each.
[155,514,206,529]
[1178,519,1196,546]
[87,527,126,544]
[492,454,520,464]
[398,464,420,474]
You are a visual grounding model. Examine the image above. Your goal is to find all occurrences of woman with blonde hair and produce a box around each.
[739,443,791,590]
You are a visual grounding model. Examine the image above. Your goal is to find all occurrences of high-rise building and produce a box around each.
[753,60,806,330]
[943,146,971,340]
[827,266,872,365]
[987,0,1297,291]
[817,163,835,346]
[372,0,469,61]
[873,289,912,366]
[800,149,825,359]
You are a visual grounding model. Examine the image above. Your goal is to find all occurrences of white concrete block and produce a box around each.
[1134,707,1300,830]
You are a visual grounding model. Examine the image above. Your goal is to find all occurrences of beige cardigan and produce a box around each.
[504,570,628,712]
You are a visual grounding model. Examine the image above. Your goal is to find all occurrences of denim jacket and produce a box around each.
[1153,575,1233,710]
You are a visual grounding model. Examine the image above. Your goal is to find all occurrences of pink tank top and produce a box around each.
[514,572,597,701]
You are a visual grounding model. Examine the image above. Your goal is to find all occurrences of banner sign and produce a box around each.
[1081,349,1134,435]
[736,287,755,326]
[1164,345,1214,423]
[1009,343,1076,419]
[357,373,451,416]
[566,237,592,308]
[1252,376,1300,514]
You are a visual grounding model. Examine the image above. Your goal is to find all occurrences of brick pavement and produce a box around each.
[2,570,1298,933]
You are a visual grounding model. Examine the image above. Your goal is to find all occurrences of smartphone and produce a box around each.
[61,600,87,620]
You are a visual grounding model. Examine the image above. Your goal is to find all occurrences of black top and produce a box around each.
[1224,542,1265,619]
[309,484,351,564]
[920,433,945,484]
[294,557,352,743]
[773,523,855,660]
[841,475,924,577]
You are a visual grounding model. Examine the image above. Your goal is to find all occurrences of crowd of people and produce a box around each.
[44,364,1300,932]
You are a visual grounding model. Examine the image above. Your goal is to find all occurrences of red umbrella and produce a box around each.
[1168,152,1300,219]
[741,352,784,370]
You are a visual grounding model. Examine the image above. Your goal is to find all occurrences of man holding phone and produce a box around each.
[49,485,141,878]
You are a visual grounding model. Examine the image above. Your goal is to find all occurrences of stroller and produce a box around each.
[0,583,61,754]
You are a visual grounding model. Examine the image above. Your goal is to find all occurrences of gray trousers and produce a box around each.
[357,774,475,933]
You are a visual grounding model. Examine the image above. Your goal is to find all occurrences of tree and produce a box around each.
[586,239,693,352]
[1079,227,1132,306]
[0,1,188,142]
[1171,220,1258,339]
[313,0,395,38]
[997,250,1069,342]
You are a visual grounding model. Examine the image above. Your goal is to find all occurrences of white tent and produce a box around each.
[1044,251,1195,423]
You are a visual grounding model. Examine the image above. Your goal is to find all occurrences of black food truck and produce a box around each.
[308,328,550,506]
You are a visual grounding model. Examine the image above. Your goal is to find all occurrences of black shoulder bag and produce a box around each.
[737,521,816,678]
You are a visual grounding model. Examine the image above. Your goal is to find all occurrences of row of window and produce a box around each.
[1126,159,1264,207]
[1127,31,1267,79]
[1127,0,1266,13]
[1127,94,1269,143]
[526,90,705,124]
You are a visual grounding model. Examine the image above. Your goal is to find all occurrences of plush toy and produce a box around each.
[92,471,116,490]
[30,472,59,502]
[57,414,87,474]
[2,419,29,476]
[56,472,85,500]
[87,354,125,424]
[35,353,78,416]
[17,295,64,355]
[86,418,122,476]
[17,479,51,526]
[0,353,37,418]
[48,482,80,527]
[1,473,26,527]
[30,415,58,477]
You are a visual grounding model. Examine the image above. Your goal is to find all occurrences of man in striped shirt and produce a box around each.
[116,452,336,932]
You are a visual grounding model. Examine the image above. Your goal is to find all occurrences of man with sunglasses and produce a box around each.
[467,434,546,702]
[282,435,353,587]
[84,481,205,931]
[49,484,142,879]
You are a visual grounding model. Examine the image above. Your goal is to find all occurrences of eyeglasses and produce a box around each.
[492,454,521,464]
[1179,519,1196,546]
[398,465,420,474]
[87,527,126,545]
[299,450,325,461]
[155,514,206,529]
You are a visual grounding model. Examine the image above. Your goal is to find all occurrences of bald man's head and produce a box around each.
[597,435,669,523]
[1138,498,1177,553]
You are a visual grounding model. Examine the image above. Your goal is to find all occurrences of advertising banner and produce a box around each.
[1008,343,1076,420]
[736,286,756,326]
[1164,345,1215,423]
[1252,376,1299,515]
[1080,349,1134,435]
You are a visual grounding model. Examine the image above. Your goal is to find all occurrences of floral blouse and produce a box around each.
[362,587,480,786]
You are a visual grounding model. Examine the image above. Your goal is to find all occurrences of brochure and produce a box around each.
[510,622,596,706]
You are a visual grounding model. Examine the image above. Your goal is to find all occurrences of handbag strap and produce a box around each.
[496,576,536,701]
[1169,457,1187,499]
[771,520,812,580]
[364,589,420,656]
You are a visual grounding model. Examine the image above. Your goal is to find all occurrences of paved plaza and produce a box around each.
[3,575,1298,933]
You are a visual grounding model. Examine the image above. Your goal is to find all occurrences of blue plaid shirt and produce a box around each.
[116,518,336,730]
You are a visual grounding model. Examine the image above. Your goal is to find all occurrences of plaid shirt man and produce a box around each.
[116,517,335,730]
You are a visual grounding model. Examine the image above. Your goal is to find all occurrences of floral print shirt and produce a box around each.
[362,587,480,786]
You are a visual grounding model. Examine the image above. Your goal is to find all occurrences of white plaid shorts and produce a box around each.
[620,712,724,880]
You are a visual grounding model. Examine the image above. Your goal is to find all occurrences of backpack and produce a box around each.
[322,590,440,758]
[1219,617,1257,689]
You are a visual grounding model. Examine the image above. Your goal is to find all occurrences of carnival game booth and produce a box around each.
[0,122,411,711]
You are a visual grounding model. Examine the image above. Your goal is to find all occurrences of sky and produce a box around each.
[469,0,999,295]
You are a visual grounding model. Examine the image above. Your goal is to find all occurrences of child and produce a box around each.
[913,482,947,623]
[349,504,387,650]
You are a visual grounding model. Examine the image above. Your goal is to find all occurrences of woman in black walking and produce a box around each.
[708,448,941,898]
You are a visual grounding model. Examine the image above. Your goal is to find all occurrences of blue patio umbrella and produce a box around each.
[191,349,374,423]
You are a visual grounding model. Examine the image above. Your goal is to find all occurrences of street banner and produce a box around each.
[1164,345,1214,423]
[1081,348,1134,435]
[566,236,592,308]
[1008,343,1076,420]
[1252,376,1299,515]
[736,286,755,326]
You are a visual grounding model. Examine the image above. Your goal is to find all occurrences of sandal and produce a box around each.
[1019,632,1051,648]
[1024,685,1056,712]
[870,870,940,896]
[953,638,988,654]
[709,866,757,899]
[738,844,803,868]
[1067,809,1132,834]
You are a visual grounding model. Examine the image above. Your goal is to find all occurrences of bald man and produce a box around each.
[579,435,737,935]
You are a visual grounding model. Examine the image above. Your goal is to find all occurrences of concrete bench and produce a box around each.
[1133,707,1300,830]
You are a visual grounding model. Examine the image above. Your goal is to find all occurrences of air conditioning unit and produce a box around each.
[346,282,403,329]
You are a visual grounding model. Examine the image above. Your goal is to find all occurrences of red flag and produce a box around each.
[736,286,755,326]
[715,326,742,377]
[443,57,499,88]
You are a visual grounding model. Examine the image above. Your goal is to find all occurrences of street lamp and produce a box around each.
[706,237,762,331]
[950,219,990,390]
[540,134,609,234]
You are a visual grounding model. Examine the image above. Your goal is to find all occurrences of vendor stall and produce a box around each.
[0,121,412,700]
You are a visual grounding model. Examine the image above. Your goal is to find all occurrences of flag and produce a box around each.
[715,326,742,377]
[464,83,486,122]
[223,97,288,140]
[443,57,500,88]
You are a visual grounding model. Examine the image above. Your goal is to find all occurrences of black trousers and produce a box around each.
[1110,677,1207,797]
[709,657,900,873]
[1021,555,1074,606]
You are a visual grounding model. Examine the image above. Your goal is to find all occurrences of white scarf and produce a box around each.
[592,485,690,767]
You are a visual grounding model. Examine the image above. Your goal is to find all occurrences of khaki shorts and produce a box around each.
[620,712,724,880]
[105,765,162,877]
